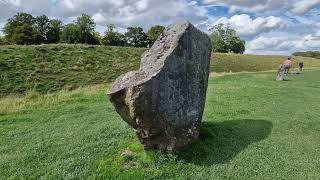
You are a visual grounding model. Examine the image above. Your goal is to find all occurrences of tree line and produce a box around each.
[293,51,320,59]
[0,12,245,54]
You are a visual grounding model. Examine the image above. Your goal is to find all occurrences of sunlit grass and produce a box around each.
[1,70,320,179]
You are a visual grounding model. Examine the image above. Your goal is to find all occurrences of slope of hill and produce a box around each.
[212,53,320,72]
[0,44,145,96]
[1,44,320,96]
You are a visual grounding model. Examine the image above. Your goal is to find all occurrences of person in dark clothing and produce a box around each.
[299,61,304,72]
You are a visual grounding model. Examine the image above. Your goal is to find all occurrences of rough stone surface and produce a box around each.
[107,21,212,151]
[276,64,286,81]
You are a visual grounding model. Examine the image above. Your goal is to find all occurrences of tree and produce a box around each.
[209,23,246,54]
[47,19,62,43]
[210,33,228,53]
[10,24,41,45]
[229,36,246,54]
[35,15,51,43]
[147,25,165,43]
[3,12,40,44]
[102,24,125,46]
[60,23,80,44]
[124,27,151,47]
[61,14,99,44]
[76,14,96,44]
[0,36,7,45]
[5,12,35,27]
[90,32,102,45]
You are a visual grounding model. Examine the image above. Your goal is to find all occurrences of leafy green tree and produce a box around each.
[3,12,40,44]
[210,33,228,53]
[10,24,41,45]
[47,19,63,43]
[0,36,6,45]
[124,27,151,47]
[76,14,96,44]
[93,32,101,40]
[147,25,165,43]
[61,23,80,43]
[35,15,51,43]
[90,32,102,45]
[102,24,125,46]
[5,12,35,27]
[61,14,99,44]
[209,23,246,54]
[229,36,246,54]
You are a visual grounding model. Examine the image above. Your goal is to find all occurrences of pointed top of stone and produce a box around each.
[108,20,197,96]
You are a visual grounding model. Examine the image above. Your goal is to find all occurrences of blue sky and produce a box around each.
[0,0,319,55]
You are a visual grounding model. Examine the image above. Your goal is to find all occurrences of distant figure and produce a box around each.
[282,57,293,75]
[299,61,304,72]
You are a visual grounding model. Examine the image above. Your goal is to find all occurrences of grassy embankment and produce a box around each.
[1,44,320,96]
[1,70,320,179]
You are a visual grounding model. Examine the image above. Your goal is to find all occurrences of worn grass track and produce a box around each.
[1,70,320,179]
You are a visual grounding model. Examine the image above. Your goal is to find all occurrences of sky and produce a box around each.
[0,0,319,55]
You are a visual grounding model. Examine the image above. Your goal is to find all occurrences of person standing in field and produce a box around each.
[276,57,293,81]
[299,61,304,72]
[282,57,293,74]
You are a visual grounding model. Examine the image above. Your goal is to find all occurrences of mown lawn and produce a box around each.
[1,70,320,179]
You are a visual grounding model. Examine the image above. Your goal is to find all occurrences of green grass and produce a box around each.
[212,53,320,72]
[0,44,145,97]
[1,70,320,179]
[1,44,320,96]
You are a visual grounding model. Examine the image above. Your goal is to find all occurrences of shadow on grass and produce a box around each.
[178,119,272,165]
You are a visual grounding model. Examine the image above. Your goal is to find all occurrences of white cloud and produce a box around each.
[203,0,320,15]
[0,0,209,32]
[0,0,51,21]
[203,0,285,13]
[248,36,292,50]
[296,34,320,49]
[213,14,286,37]
[92,13,107,25]
[247,30,320,55]
[60,0,208,30]
[291,0,320,15]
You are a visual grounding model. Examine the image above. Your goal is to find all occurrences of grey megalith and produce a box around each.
[107,21,212,151]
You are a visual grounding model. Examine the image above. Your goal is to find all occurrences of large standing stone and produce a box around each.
[107,21,212,151]
[276,64,286,81]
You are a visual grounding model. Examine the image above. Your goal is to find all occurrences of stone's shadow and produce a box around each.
[177,119,273,165]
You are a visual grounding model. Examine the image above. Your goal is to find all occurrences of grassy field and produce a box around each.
[1,44,320,96]
[1,70,319,179]
[212,53,320,72]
